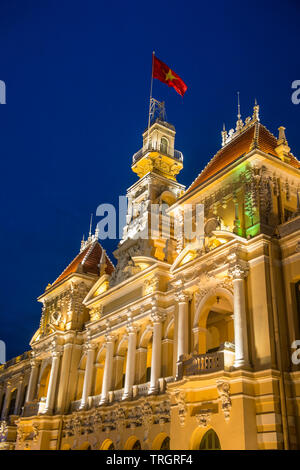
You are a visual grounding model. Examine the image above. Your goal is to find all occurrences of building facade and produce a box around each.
[0,102,300,450]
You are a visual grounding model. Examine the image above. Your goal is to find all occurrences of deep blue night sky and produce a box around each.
[0,0,299,360]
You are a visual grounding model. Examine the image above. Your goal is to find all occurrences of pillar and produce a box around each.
[229,262,250,368]
[1,382,12,420]
[122,323,137,400]
[14,375,25,415]
[100,335,115,405]
[79,343,96,410]
[42,350,62,415]
[149,309,165,394]
[176,291,191,361]
[25,359,39,402]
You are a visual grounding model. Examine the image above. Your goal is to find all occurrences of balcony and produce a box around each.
[176,343,235,380]
[132,144,183,165]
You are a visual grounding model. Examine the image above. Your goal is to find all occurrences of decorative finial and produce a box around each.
[88,213,93,240]
[95,223,99,240]
[253,98,260,121]
[278,126,288,144]
[236,91,243,131]
[221,123,227,147]
[80,234,85,252]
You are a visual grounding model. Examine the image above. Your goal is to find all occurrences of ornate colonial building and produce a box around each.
[0,101,300,450]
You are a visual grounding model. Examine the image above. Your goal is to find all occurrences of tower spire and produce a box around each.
[88,213,93,240]
[236,91,243,131]
[253,98,260,121]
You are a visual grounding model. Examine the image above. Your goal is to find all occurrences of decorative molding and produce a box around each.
[174,390,187,427]
[195,412,211,428]
[217,380,232,421]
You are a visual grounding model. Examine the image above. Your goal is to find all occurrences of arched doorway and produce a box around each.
[194,289,234,355]
[75,355,87,400]
[137,325,153,384]
[115,335,128,390]
[199,429,221,450]
[38,364,51,399]
[94,347,106,396]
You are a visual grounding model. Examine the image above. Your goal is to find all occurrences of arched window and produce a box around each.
[100,439,115,450]
[199,429,221,450]
[160,137,168,154]
[132,439,141,450]
[160,436,170,450]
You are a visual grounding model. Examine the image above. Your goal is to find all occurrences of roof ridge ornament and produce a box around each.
[235,92,243,132]
[80,214,99,252]
[252,98,260,122]
[221,98,260,147]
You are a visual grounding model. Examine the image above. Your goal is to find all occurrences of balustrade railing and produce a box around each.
[132,145,183,164]
[176,352,223,379]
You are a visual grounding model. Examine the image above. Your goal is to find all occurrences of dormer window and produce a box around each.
[160,137,168,154]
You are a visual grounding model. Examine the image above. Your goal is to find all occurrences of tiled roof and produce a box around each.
[186,122,300,194]
[52,241,114,286]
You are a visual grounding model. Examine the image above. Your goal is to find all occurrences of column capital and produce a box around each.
[17,374,25,384]
[30,358,40,368]
[83,342,97,353]
[105,333,116,344]
[150,309,166,324]
[228,261,249,280]
[175,289,192,303]
[126,322,138,335]
[51,349,63,359]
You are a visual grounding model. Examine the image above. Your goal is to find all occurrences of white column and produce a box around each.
[149,309,165,394]
[43,350,62,415]
[1,382,12,420]
[26,360,39,402]
[79,343,96,410]
[100,335,115,405]
[229,263,250,368]
[14,375,24,415]
[122,324,137,400]
[176,291,191,361]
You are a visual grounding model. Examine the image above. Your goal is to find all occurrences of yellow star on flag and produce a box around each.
[165,69,177,82]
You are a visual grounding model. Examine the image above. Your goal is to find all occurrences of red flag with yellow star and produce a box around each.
[153,56,187,97]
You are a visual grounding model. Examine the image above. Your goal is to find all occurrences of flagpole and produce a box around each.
[147,51,155,147]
